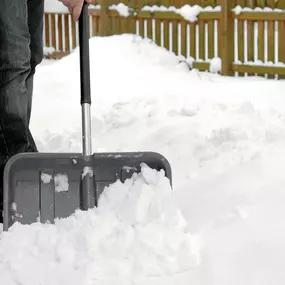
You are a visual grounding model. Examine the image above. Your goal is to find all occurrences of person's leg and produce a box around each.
[26,0,45,152]
[0,0,44,223]
[27,0,45,127]
[0,0,31,222]
[0,0,32,159]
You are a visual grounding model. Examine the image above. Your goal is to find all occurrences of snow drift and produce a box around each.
[1,33,285,285]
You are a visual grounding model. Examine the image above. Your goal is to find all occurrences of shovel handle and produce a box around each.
[79,2,91,105]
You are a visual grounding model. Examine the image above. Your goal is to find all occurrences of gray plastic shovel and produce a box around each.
[2,3,172,231]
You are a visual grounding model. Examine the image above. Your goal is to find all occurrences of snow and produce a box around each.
[54,174,69,192]
[109,3,130,17]
[44,0,68,13]
[1,34,285,284]
[43,46,56,56]
[0,164,196,285]
[209,57,222,73]
[44,0,101,12]
[233,5,285,15]
[82,166,94,178]
[141,5,221,22]
[41,173,53,184]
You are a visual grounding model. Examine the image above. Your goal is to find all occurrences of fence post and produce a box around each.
[220,0,234,76]
[99,0,109,36]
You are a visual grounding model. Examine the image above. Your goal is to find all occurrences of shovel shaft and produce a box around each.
[79,3,92,156]
[82,103,92,155]
[79,3,91,105]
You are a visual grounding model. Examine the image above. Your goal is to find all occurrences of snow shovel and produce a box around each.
[2,3,172,231]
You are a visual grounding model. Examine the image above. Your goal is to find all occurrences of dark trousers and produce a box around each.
[0,0,45,215]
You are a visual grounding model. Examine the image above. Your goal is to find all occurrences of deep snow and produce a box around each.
[1,34,285,285]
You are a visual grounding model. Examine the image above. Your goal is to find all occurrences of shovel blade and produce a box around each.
[3,152,172,230]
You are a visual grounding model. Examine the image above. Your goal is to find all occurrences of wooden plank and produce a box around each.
[232,64,285,75]
[256,0,266,7]
[245,0,253,6]
[238,19,244,62]
[72,19,76,49]
[236,0,246,6]
[267,0,275,8]
[277,0,285,9]
[147,18,153,40]
[279,21,285,63]
[88,10,101,16]
[97,16,100,34]
[108,15,114,35]
[121,17,128,35]
[203,0,216,6]
[45,14,50,47]
[92,15,97,36]
[110,16,115,35]
[87,8,221,21]
[128,15,136,35]
[207,20,214,59]
[234,12,285,21]
[172,20,179,55]
[139,17,144,37]
[64,14,69,52]
[258,20,264,62]
[58,14,63,51]
[199,12,221,20]
[220,0,234,75]
[190,23,196,58]
[51,14,56,49]
[267,20,275,63]
[99,2,109,36]
[218,19,222,58]
[116,16,121,35]
[199,20,205,60]
[180,21,187,57]
[192,61,210,71]
[247,20,254,62]
[267,19,275,78]
[164,20,170,50]
[155,19,161,46]
[100,10,221,21]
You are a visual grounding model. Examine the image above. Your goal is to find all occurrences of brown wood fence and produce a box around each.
[43,0,285,78]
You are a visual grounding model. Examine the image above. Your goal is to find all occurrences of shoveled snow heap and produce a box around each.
[0,164,198,285]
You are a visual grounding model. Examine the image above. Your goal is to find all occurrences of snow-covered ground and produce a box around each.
[1,34,285,285]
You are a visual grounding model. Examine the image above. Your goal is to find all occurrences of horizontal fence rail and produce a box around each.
[43,0,285,79]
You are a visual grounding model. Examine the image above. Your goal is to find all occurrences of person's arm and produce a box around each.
[60,0,93,21]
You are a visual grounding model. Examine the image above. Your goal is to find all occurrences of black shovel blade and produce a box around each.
[3,152,172,230]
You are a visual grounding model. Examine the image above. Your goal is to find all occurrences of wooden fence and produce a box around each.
[43,0,285,78]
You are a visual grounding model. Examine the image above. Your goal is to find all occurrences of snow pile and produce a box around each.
[0,164,198,285]
[2,33,285,285]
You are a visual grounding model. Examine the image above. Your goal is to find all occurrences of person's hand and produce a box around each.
[60,0,93,21]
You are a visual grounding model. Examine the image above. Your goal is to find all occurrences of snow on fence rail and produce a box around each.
[43,0,285,78]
